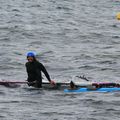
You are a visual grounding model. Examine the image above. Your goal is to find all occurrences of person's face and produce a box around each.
[27,57,34,62]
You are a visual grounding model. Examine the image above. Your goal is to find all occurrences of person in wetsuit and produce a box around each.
[25,52,55,88]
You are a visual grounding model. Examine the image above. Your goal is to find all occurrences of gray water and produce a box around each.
[0,0,120,119]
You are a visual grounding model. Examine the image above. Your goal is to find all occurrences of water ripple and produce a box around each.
[0,0,120,120]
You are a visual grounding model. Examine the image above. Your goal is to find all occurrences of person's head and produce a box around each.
[26,51,36,62]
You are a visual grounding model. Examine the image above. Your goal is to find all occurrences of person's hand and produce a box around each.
[50,80,56,86]
[27,81,36,86]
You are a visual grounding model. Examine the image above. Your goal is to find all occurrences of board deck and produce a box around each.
[0,80,70,89]
[64,87,120,93]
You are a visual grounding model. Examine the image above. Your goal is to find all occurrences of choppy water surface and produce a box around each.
[0,0,120,120]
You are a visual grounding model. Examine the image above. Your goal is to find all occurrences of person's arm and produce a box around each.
[40,63,51,81]
[25,63,29,81]
[39,62,55,85]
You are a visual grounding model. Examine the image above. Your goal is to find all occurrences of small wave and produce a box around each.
[56,6,72,11]
[28,4,41,8]
[112,24,118,28]
[30,41,43,45]
[0,37,10,41]
[0,91,5,95]
[112,36,120,39]
[97,60,116,65]
[0,115,5,118]
[0,100,20,104]
[12,9,20,12]
[78,65,98,70]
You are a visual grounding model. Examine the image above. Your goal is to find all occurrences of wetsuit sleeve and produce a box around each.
[25,63,29,81]
[39,63,51,82]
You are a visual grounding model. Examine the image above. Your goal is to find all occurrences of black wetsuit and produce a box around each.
[25,60,51,87]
